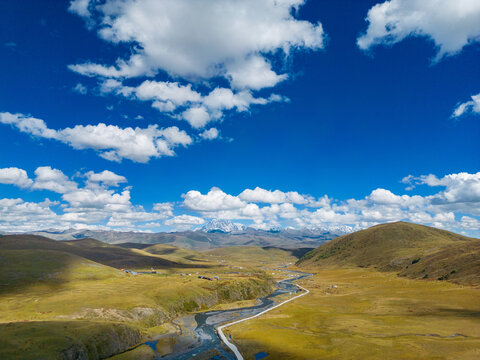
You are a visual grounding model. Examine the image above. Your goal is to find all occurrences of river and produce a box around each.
[146,269,312,360]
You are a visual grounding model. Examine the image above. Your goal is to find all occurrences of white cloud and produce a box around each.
[69,0,324,89]
[181,106,212,129]
[183,187,247,211]
[0,167,479,236]
[101,79,284,128]
[368,188,425,207]
[358,0,480,61]
[0,112,192,163]
[179,173,480,235]
[32,166,78,194]
[153,202,174,216]
[65,0,323,135]
[73,83,88,95]
[0,112,57,139]
[238,187,307,204]
[165,215,205,226]
[199,128,219,141]
[357,1,480,121]
[404,172,480,204]
[134,81,202,107]
[63,188,131,210]
[452,93,480,118]
[0,198,66,233]
[59,123,192,162]
[0,168,33,188]
[85,170,127,187]
[68,0,91,18]
[227,55,288,90]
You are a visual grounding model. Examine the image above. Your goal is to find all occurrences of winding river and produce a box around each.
[149,270,312,360]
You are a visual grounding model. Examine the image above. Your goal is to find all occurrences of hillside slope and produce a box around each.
[298,222,480,286]
[0,235,181,269]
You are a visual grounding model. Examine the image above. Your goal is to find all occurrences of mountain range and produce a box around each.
[0,219,352,250]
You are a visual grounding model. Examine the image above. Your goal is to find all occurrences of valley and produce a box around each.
[0,221,479,359]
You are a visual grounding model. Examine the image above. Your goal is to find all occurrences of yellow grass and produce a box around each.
[227,267,480,360]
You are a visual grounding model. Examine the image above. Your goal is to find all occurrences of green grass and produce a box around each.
[298,222,480,286]
[0,321,142,360]
[141,244,208,264]
[108,344,156,360]
[0,235,181,269]
[228,268,480,360]
[203,246,301,267]
[0,244,278,359]
[0,249,273,323]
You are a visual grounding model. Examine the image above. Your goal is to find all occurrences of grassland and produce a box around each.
[227,267,480,360]
[298,222,480,286]
[203,246,311,268]
[0,236,282,359]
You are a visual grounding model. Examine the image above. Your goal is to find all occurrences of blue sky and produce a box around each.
[0,0,479,235]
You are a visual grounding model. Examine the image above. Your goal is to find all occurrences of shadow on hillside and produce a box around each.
[261,246,314,259]
[0,249,82,297]
[0,235,214,271]
[416,307,480,318]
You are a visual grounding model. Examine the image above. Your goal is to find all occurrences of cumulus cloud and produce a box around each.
[179,173,480,235]
[0,112,192,163]
[32,166,78,193]
[0,112,57,139]
[0,198,65,233]
[0,166,178,232]
[0,167,479,236]
[181,107,211,129]
[357,0,480,61]
[239,187,307,204]
[183,187,247,211]
[69,0,324,86]
[85,170,127,187]
[100,79,286,128]
[165,215,205,226]
[408,172,480,204]
[65,0,323,134]
[227,55,288,90]
[199,128,219,141]
[0,167,33,188]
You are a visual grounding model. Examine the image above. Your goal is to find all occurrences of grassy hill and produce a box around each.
[0,235,184,269]
[139,243,209,264]
[297,222,480,286]
[204,246,313,267]
[0,237,277,359]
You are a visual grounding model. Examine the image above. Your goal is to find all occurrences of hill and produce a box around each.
[0,235,182,269]
[204,246,313,267]
[140,243,208,264]
[0,237,275,359]
[297,222,480,286]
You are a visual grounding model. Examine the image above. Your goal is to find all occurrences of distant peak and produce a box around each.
[199,219,246,233]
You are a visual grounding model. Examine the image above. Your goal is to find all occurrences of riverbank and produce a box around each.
[227,268,480,359]
[115,270,312,360]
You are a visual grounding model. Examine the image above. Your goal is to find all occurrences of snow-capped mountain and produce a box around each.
[302,224,354,236]
[199,219,247,233]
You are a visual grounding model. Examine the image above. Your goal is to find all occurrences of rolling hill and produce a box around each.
[0,235,183,269]
[297,221,480,286]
